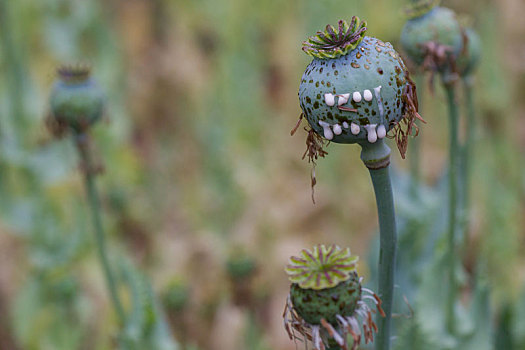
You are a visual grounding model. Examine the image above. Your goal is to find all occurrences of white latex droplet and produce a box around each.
[377,124,387,139]
[363,89,373,101]
[324,93,335,106]
[319,120,334,140]
[364,124,378,143]
[338,93,350,106]
[342,121,349,128]
[352,91,362,103]
[333,124,342,135]
[350,122,360,135]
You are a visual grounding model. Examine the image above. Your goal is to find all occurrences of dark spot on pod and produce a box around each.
[327,82,331,87]
[307,107,312,114]
[359,117,369,124]
[306,97,311,104]
[377,68,384,75]
[397,100,401,108]
[321,80,325,85]
[360,47,365,52]
[351,62,360,69]
[320,67,324,73]
[332,62,336,69]
[327,111,333,118]
[364,64,370,70]
[317,94,321,99]
[364,108,370,113]
[331,295,339,302]
[326,73,330,77]
[356,53,362,59]
[302,79,306,83]
[375,46,382,52]
[314,101,320,109]
[372,110,377,116]
[334,70,339,76]
[395,66,402,74]
[315,82,319,87]
[377,40,386,47]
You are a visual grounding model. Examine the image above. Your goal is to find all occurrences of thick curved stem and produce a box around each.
[75,134,125,324]
[361,140,396,350]
[444,82,459,334]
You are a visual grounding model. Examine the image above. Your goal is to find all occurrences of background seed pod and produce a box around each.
[49,66,105,133]
[299,36,411,145]
[400,7,464,69]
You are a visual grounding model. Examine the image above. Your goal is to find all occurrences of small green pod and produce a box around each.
[401,3,463,71]
[49,65,105,133]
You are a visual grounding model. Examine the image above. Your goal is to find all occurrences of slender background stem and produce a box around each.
[76,134,126,324]
[0,0,27,142]
[461,79,475,247]
[444,83,459,334]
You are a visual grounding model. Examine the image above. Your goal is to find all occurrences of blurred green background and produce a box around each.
[0,0,524,349]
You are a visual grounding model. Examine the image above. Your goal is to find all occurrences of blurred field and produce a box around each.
[0,0,524,349]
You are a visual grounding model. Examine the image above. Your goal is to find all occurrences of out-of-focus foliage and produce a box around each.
[0,0,524,349]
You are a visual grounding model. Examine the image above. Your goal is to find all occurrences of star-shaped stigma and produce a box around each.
[302,17,367,59]
[285,244,358,290]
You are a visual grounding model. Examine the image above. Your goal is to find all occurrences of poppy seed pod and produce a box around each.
[457,28,481,78]
[49,64,105,135]
[283,245,384,350]
[298,17,421,159]
[400,1,463,72]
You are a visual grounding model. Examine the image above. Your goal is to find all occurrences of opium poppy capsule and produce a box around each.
[49,64,105,135]
[299,17,421,158]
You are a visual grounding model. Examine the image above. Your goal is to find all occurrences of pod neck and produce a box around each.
[360,139,391,170]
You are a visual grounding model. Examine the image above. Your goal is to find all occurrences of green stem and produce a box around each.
[461,77,475,247]
[444,80,459,334]
[75,134,125,324]
[0,0,27,141]
[361,140,396,350]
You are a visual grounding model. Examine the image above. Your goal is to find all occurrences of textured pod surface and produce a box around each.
[458,28,481,77]
[290,272,361,325]
[299,36,410,144]
[401,7,463,66]
[50,77,105,132]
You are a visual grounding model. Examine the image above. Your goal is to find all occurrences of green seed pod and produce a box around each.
[298,17,421,159]
[283,245,384,350]
[290,272,361,325]
[163,278,190,312]
[49,64,105,135]
[400,1,463,72]
[457,28,481,78]
[226,251,257,281]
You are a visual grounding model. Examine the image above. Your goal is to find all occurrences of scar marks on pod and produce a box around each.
[320,86,386,143]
